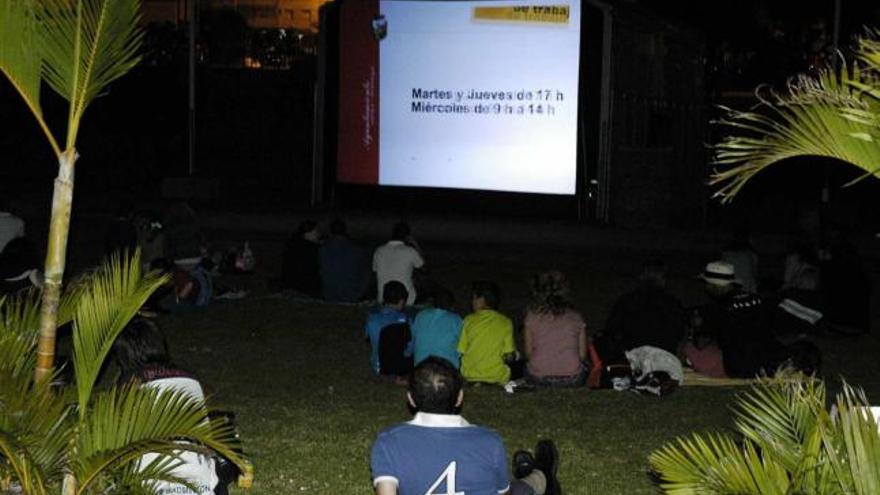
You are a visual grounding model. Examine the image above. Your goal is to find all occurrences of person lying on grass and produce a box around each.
[370,357,562,495]
[457,281,521,385]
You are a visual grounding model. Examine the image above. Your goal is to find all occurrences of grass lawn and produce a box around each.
[154,240,880,495]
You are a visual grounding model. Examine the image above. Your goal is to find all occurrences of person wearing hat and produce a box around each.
[690,260,791,378]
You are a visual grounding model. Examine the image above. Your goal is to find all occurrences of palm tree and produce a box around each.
[0,253,246,494]
[0,0,144,381]
[650,372,880,494]
[711,32,880,202]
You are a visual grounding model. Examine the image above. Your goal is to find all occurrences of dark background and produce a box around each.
[0,0,878,232]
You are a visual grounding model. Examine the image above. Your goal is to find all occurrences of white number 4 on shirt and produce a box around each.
[425,461,465,495]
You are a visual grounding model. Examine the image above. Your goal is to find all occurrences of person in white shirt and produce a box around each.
[114,318,239,495]
[373,222,424,306]
[0,199,25,254]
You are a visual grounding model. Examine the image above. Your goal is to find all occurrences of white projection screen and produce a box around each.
[337,0,582,195]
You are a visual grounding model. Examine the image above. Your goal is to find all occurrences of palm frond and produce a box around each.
[649,431,790,494]
[71,251,166,416]
[0,292,43,377]
[711,33,880,202]
[74,383,244,494]
[0,0,61,155]
[733,375,824,469]
[0,430,50,495]
[828,385,880,495]
[0,368,71,490]
[100,455,196,495]
[37,0,143,146]
[858,31,880,73]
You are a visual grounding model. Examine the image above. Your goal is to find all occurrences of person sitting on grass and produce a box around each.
[457,281,519,385]
[280,220,322,297]
[366,281,413,380]
[523,271,588,387]
[373,221,424,306]
[601,259,686,356]
[114,317,239,495]
[411,287,463,368]
[370,357,562,495]
[319,218,369,303]
[149,258,214,313]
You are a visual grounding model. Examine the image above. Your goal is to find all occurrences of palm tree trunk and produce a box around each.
[34,149,77,382]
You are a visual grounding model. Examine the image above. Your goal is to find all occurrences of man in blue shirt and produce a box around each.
[370,358,561,495]
[366,281,413,377]
[411,288,463,368]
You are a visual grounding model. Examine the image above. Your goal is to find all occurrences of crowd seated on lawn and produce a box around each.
[683,260,821,379]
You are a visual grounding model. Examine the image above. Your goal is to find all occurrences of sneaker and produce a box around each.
[535,439,561,495]
[512,450,536,479]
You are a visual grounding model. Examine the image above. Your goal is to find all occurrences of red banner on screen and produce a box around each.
[337,0,380,184]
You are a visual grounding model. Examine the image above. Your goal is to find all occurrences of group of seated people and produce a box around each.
[279,220,425,305]
[278,218,374,302]
[366,270,589,389]
[718,226,872,336]
[365,252,829,392]
[602,257,824,381]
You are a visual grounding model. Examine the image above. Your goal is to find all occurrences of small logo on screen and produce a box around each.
[372,15,387,40]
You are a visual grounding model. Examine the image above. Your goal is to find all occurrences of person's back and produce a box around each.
[281,220,321,297]
[371,358,561,495]
[412,289,463,368]
[525,309,585,380]
[319,220,367,302]
[696,261,785,378]
[373,419,507,495]
[458,282,515,384]
[114,319,220,495]
[604,261,685,355]
[139,370,219,494]
[373,222,424,306]
[365,282,412,375]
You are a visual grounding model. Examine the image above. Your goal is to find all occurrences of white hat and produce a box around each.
[699,260,740,286]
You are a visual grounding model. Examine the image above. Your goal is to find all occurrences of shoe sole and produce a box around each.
[535,440,561,495]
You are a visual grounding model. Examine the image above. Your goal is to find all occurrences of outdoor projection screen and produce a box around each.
[337,0,582,195]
